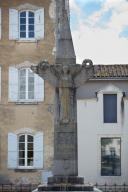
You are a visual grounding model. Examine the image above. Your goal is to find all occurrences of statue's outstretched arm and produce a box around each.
[74,59,94,87]
[31,60,58,87]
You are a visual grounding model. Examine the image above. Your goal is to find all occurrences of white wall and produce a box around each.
[77,83,128,184]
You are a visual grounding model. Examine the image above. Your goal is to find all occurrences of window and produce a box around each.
[9,66,44,102]
[19,134,34,167]
[9,8,44,40]
[19,68,34,100]
[101,138,121,176]
[20,11,35,39]
[103,94,117,123]
[8,132,43,169]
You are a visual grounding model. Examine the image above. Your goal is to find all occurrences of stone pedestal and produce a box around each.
[38,184,94,191]
[31,1,99,192]
[48,176,84,185]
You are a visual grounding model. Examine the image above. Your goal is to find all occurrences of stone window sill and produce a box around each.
[16,39,38,43]
[16,101,39,105]
[8,101,42,105]
[14,168,38,172]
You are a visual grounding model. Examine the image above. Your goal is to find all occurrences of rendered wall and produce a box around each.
[77,81,128,184]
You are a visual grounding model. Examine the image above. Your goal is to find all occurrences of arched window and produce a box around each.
[19,68,34,100]
[20,11,35,39]
[18,134,34,167]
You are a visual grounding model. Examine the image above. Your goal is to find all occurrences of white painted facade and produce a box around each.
[77,83,128,184]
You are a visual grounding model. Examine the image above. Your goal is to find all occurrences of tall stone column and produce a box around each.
[32,0,94,188]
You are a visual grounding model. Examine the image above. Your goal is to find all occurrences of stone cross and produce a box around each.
[32,0,94,185]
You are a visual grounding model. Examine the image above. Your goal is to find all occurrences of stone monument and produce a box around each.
[32,0,95,191]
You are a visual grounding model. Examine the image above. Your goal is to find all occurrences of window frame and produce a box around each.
[103,94,117,123]
[18,134,34,169]
[18,68,35,101]
[101,137,121,176]
[97,85,123,128]
[19,10,35,40]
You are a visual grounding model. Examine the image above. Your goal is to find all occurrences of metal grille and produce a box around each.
[95,183,128,192]
[0,184,38,192]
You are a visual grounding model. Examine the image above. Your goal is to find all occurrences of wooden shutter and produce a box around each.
[8,133,18,168]
[35,8,44,40]
[0,9,1,39]
[34,133,43,169]
[34,74,44,101]
[9,67,18,101]
[9,9,19,40]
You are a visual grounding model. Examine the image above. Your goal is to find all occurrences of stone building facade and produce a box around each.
[0,0,58,184]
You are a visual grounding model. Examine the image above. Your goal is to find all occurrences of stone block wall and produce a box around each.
[0,0,55,184]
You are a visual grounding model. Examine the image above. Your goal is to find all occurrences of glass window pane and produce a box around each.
[19,135,25,142]
[28,77,34,84]
[28,69,34,77]
[29,32,34,38]
[27,159,33,166]
[20,85,26,92]
[28,135,33,142]
[19,69,26,99]
[27,151,33,158]
[28,143,33,150]
[29,12,34,17]
[20,32,26,38]
[20,69,26,76]
[20,18,26,24]
[103,94,117,123]
[101,138,121,176]
[28,92,34,100]
[29,18,34,24]
[19,143,25,150]
[19,159,25,166]
[28,85,34,92]
[19,92,26,100]
[19,151,25,158]
[28,70,34,99]
[29,25,34,31]
[20,25,26,31]
[19,77,26,83]
[20,12,26,17]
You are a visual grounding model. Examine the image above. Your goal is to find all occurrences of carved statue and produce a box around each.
[32,60,93,124]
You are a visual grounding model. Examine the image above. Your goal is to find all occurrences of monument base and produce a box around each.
[35,177,96,192]
[48,176,84,185]
[38,184,94,191]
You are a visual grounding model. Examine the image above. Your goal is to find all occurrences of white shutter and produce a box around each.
[9,9,19,40]
[0,67,1,100]
[34,132,43,169]
[34,74,44,101]
[35,8,44,40]
[8,133,18,168]
[0,9,1,39]
[9,67,18,101]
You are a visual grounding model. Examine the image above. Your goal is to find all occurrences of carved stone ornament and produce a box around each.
[14,61,37,69]
[15,128,36,135]
[14,3,41,11]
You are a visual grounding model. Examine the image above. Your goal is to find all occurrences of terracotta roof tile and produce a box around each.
[93,65,128,79]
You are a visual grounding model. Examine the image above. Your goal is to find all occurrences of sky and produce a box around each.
[69,0,128,64]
